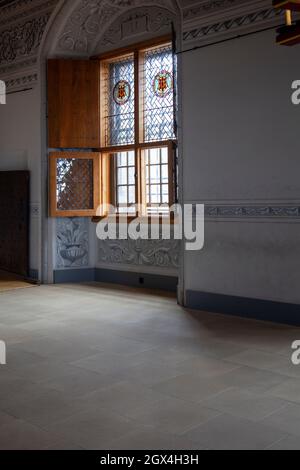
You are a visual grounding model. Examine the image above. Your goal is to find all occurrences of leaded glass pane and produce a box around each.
[144,147,169,213]
[113,151,136,214]
[128,186,136,205]
[118,168,127,185]
[56,158,94,211]
[143,44,175,143]
[128,167,135,185]
[103,55,135,146]
[161,165,169,183]
[118,186,127,204]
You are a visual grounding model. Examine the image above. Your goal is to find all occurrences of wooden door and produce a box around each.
[0,171,30,277]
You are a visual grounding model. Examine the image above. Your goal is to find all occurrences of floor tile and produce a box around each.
[0,418,58,450]
[269,378,300,404]
[261,404,300,437]
[0,386,88,429]
[201,387,287,421]
[128,396,220,434]
[152,374,232,403]
[108,427,203,450]
[44,409,139,450]
[267,435,300,450]
[183,413,286,450]
[82,381,166,417]
[0,283,299,450]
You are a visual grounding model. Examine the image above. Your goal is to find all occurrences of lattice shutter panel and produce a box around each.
[49,152,100,217]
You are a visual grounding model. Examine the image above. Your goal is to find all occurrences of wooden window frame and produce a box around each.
[48,37,177,220]
[92,140,176,223]
[49,152,101,218]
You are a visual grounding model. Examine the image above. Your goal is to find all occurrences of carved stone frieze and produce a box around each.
[183,7,282,45]
[182,0,262,21]
[98,239,180,270]
[0,14,50,66]
[4,72,38,91]
[204,205,300,219]
[0,0,59,92]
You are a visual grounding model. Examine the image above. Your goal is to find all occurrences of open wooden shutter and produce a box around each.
[49,152,101,217]
[48,59,100,148]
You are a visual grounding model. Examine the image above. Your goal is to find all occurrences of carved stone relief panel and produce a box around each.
[98,239,180,271]
[0,14,50,66]
[0,0,59,91]
[56,217,89,269]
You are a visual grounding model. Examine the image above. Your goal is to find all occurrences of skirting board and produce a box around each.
[28,269,39,281]
[53,268,178,292]
[186,290,300,327]
[53,269,96,284]
[95,269,178,292]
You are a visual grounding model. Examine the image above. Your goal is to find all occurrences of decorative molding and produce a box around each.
[57,0,177,54]
[98,239,180,270]
[4,72,38,91]
[0,57,37,76]
[203,204,300,219]
[97,6,174,51]
[0,13,50,66]
[0,0,58,27]
[183,7,282,45]
[182,0,263,21]
[0,0,286,84]
[0,0,59,92]
[56,217,89,269]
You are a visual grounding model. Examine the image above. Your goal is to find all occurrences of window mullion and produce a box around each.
[134,50,140,147]
[168,141,175,207]
[134,51,141,215]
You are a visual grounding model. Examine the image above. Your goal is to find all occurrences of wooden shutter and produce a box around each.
[49,152,101,217]
[48,59,101,148]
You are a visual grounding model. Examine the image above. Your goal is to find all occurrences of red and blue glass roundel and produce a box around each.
[153,70,173,98]
[113,80,131,106]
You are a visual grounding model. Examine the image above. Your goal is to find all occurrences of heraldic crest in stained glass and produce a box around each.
[113,80,131,106]
[153,70,173,98]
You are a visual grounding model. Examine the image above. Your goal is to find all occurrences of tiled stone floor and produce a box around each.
[0,283,300,450]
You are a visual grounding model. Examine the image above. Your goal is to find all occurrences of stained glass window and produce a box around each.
[142,44,175,143]
[103,55,135,146]
[56,158,94,211]
[144,147,170,214]
[113,151,136,214]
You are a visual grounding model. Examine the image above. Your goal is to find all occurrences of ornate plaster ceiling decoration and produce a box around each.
[57,0,178,55]
[0,0,287,91]
[0,0,59,91]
